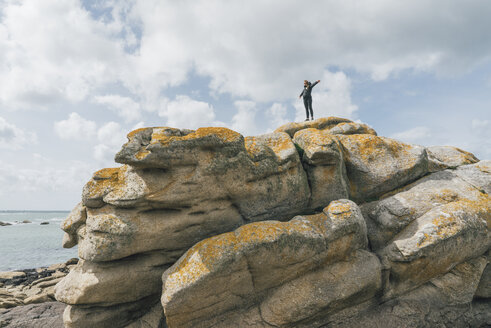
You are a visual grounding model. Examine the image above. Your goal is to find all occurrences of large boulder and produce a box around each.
[427,145,479,172]
[55,253,172,306]
[274,117,353,137]
[293,128,349,209]
[52,118,490,328]
[378,196,491,298]
[323,256,490,328]
[361,169,485,250]
[453,160,491,194]
[161,200,381,328]
[335,134,429,202]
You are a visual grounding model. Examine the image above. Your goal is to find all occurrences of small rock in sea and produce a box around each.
[40,221,49,225]
[21,220,32,224]
[0,221,12,226]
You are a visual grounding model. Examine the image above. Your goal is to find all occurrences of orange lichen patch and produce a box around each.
[135,149,150,160]
[127,127,151,139]
[245,134,294,160]
[453,148,479,164]
[275,117,353,137]
[86,214,129,235]
[475,162,491,174]
[339,134,412,162]
[165,216,328,292]
[417,196,491,247]
[92,167,120,180]
[244,137,262,157]
[329,122,377,136]
[166,232,238,290]
[190,127,242,143]
[430,189,460,203]
[85,166,127,200]
[235,221,290,245]
[265,135,294,155]
[430,146,478,165]
[294,128,334,146]
[326,202,353,220]
[417,214,460,247]
[152,127,242,147]
[299,213,330,236]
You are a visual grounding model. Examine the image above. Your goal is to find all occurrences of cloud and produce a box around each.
[294,70,358,122]
[0,0,126,110]
[127,1,491,102]
[94,121,127,164]
[390,126,432,144]
[0,156,94,209]
[0,117,37,149]
[54,112,97,140]
[160,95,219,129]
[94,94,142,123]
[2,1,491,110]
[266,103,289,130]
[231,101,259,136]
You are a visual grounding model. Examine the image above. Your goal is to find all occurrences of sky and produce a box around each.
[0,0,490,210]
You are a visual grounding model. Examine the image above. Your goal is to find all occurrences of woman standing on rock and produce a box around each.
[299,79,320,121]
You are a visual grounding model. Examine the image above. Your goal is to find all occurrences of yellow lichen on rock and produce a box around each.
[326,202,353,220]
[85,167,124,200]
[152,127,242,147]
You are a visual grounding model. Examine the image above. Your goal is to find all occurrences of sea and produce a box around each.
[0,211,78,272]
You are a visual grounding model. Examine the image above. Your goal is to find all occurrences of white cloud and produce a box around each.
[390,126,432,144]
[266,103,289,130]
[0,0,126,110]
[54,112,97,140]
[160,95,218,129]
[1,0,490,112]
[294,70,358,122]
[231,101,259,136]
[0,117,37,150]
[94,121,127,164]
[94,94,141,123]
[0,155,95,209]
[126,1,491,102]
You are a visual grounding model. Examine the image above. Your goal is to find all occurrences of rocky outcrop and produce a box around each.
[0,259,77,310]
[51,117,490,328]
[0,302,65,328]
[161,200,380,327]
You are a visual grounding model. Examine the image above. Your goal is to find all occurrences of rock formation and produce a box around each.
[53,117,490,327]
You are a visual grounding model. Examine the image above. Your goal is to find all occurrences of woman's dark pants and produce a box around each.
[303,96,313,119]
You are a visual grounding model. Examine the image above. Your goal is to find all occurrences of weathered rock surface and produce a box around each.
[293,128,349,208]
[336,134,429,202]
[0,301,65,328]
[361,169,486,250]
[427,145,479,172]
[274,116,375,138]
[453,160,491,194]
[47,117,490,328]
[0,260,76,310]
[161,200,381,328]
[324,257,491,328]
[379,196,490,298]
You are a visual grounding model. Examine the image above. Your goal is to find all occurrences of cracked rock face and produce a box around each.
[52,117,491,328]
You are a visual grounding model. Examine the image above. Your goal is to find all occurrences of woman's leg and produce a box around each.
[307,97,313,119]
[303,97,310,119]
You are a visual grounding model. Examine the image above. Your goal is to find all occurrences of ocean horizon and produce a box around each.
[0,210,78,271]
